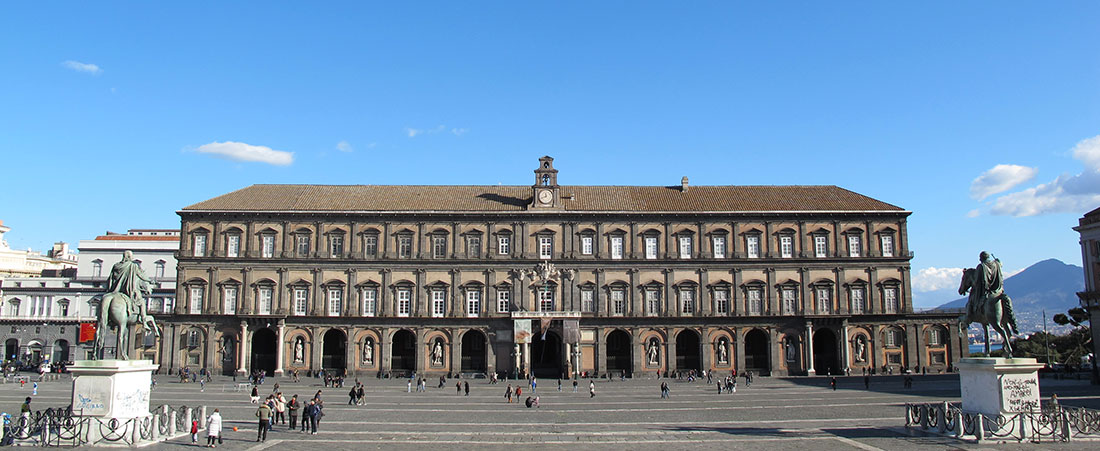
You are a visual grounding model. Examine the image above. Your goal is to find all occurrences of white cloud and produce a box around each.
[912,267,964,292]
[336,140,353,153]
[989,135,1100,216]
[451,128,468,136]
[61,60,102,75]
[406,125,457,138]
[969,164,1038,200]
[194,141,293,166]
[966,209,980,218]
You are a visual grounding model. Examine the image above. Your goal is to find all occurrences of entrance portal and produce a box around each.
[744,329,770,376]
[5,339,18,361]
[460,330,487,373]
[250,329,277,375]
[605,330,632,376]
[531,331,563,378]
[390,330,416,373]
[675,330,701,373]
[813,328,839,376]
[53,340,70,363]
[322,329,347,373]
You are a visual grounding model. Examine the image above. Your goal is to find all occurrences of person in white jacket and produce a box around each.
[206,409,223,447]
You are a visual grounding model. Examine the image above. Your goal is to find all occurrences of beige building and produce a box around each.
[159,157,961,378]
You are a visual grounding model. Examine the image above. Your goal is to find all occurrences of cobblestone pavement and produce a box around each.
[2,373,1097,450]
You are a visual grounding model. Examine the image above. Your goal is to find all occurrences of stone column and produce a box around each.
[346,269,357,317]
[769,328,782,376]
[513,343,521,378]
[841,320,850,374]
[631,329,644,376]
[522,342,530,378]
[275,319,286,376]
[596,328,607,376]
[870,325,883,372]
[344,326,355,376]
[237,321,249,376]
[310,268,322,316]
[732,269,742,316]
[451,328,463,376]
[734,329,746,375]
[380,269,391,316]
[765,267,776,315]
[805,321,816,376]
[415,328,426,374]
[565,342,574,377]
[666,328,678,373]
[381,329,392,375]
[908,324,923,372]
[276,268,286,315]
[310,326,322,373]
[700,329,712,371]
[699,269,710,316]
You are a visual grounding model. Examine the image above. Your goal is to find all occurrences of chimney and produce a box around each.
[681,176,689,192]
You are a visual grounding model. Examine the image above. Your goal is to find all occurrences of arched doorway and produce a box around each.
[531,331,563,378]
[53,340,70,363]
[5,339,18,361]
[28,341,43,365]
[813,329,839,376]
[391,330,416,373]
[606,330,632,376]
[322,329,347,373]
[675,330,701,373]
[744,329,770,376]
[460,330,487,374]
[250,329,277,375]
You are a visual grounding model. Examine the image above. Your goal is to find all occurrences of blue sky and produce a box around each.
[1,2,1098,307]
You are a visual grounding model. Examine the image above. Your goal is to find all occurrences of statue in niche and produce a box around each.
[220,336,235,362]
[716,338,729,364]
[431,339,444,366]
[294,337,305,363]
[363,338,374,364]
[855,336,867,362]
[785,337,798,362]
[647,338,660,365]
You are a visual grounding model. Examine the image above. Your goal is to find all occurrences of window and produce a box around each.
[747,289,763,315]
[293,288,308,316]
[581,289,595,312]
[187,330,201,348]
[6,300,19,316]
[881,235,894,257]
[931,352,946,365]
[780,235,793,258]
[223,287,238,314]
[398,235,413,258]
[538,287,554,312]
[498,235,510,255]
[581,236,593,255]
[851,287,865,314]
[886,329,903,347]
[929,327,944,346]
[680,289,695,314]
[431,290,446,317]
[227,234,240,257]
[296,235,311,256]
[327,288,343,316]
[848,235,861,257]
[679,236,692,259]
[361,288,376,317]
[330,235,344,257]
[645,289,661,316]
[163,297,174,313]
[397,289,411,317]
[713,236,726,259]
[189,286,204,314]
[155,261,166,278]
[644,236,658,259]
[466,291,481,317]
[814,235,827,258]
[363,235,378,257]
[93,260,103,278]
[432,235,447,258]
[58,301,69,317]
[746,235,760,258]
[782,288,797,315]
[611,289,625,315]
[147,297,163,314]
[884,287,899,313]
[258,287,273,315]
[610,236,624,259]
[714,289,729,315]
[497,290,511,313]
[193,234,207,257]
[538,236,553,259]
[467,236,481,258]
[816,287,831,314]
[262,235,276,258]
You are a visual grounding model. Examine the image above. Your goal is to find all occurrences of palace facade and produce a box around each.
[156,157,963,378]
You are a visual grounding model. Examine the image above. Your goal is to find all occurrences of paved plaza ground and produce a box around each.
[2,372,1098,450]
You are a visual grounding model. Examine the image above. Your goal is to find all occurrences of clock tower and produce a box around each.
[530,156,561,209]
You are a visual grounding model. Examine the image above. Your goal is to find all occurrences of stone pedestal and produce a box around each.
[957,357,1044,416]
[68,360,160,445]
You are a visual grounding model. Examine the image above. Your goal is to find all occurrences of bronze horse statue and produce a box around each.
[957,267,1018,356]
[94,292,160,360]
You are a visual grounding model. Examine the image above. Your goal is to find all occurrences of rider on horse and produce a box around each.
[968,251,1005,321]
[107,250,154,320]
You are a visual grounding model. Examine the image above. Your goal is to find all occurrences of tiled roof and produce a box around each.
[181,185,904,213]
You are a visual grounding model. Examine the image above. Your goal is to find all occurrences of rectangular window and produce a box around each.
[539,288,554,312]
[164,297,174,313]
[363,235,378,257]
[193,234,207,257]
[539,236,552,259]
[498,236,510,255]
[466,291,481,317]
[431,290,446,317]
[782,288,797,315]
[884,287,899,313]
[293,288,308,316]
[747,289,763,315]
[262,235,275,258]
[398,236,413,258]
[851,287,865,313]
[610,236,624,259]
[497,290,511,313]
[848,235,861,257]
[189,287,203,314]
[227,234,240,257]
[432,236,447,258]
[258,287,273,315]
[361,289,376,317]
[223,287,238,314]
[713,236,726,259]
[886,331,898,347]
[714,290,729,315]
[746,235,760,258]
[780,236,793,258]
[581,289,595,312]
[679,236,692,259]
[881,235,894,257]
[467,236,481,258]
[397,289,411,317]
[680,289,695,314]
[328,289,343,316]
[155,262,165,278]
[929,328,943,345]
[296,235,310,256]
[814,235,827,258]
[645,237,658,259]
[93,261,102,278]
[581,236,593,255]
[817,288,832,314]
[330,235,344,257]
[611,289,625,315]
[645,289,661,316]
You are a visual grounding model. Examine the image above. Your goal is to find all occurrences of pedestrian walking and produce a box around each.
[531,377,538,393]
[349,386,358,405]
[190,419,199,444]
[464,381,470,396]
[557,379,562,392]
[407,379,412,393]
[302,400,317,434]
[250,386,259,404]
[199,379,205,392]
[830,377,837,391]
[457,381,462,394]
[255,402,272,442]
[506,384,513,403]
[572,380,578,393]
[287,395,299,430]
[206,408,223,447]
[661,382,670,399]
[356,385,365,406]
[516,387,522,399]
[589,380,596,398]
[864,375,870,390]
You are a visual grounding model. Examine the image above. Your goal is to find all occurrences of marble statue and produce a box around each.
[363,338,374,364]
[294,337,305,363]
[432,340,444,366]
[717,339,729,363]
[647,339,660,365]
[854,336,866,362]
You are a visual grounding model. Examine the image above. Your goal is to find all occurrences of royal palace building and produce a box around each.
[157,157,963,378]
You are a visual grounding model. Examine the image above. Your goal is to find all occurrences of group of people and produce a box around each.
[254,389,325,441]
[347,381,366,405]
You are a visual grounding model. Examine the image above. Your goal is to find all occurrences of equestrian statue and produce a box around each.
[957,251,1019,356]
[93,250,161,360]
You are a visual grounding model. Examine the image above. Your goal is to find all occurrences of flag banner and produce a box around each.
[79,323,97,343]
[563,319,580,344]
[514,319,532,344]
[540,317,552,340]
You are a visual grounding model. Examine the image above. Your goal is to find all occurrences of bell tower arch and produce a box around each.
[530,156,561,210]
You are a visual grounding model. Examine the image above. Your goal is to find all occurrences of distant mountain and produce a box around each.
[936,259,1083,315]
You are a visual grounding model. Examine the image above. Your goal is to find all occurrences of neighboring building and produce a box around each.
[0,229,178,365]
[1073,207,1100,384]
[162,156,961,378]
[0,220,77,278]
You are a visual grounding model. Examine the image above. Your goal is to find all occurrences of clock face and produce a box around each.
[538,189,553,204]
